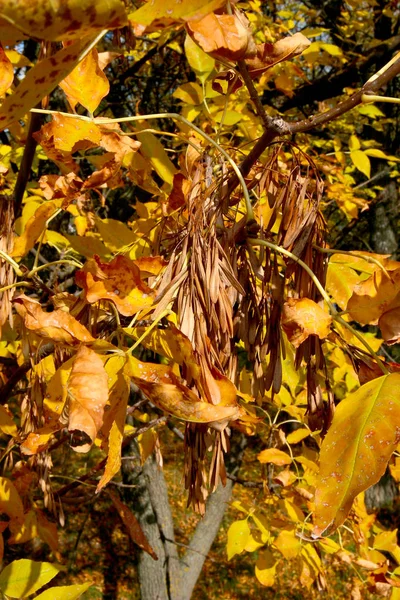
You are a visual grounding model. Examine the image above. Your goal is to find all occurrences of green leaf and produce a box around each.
[227,519,251,560]
[350,150,371,178]
[34,582,92,599]
[0,559,61,598]
[184,34,215,84]
[312,373,400,537]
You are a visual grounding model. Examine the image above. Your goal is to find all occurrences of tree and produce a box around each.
[1,0,400,598]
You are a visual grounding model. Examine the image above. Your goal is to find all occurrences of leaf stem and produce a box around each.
[313,246,391,278]
[28,259,83,276]
[0,250,23,276]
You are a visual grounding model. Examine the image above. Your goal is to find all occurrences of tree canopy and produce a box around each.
[1,0,400,598]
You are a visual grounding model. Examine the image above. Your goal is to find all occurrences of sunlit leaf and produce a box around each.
[0,0,127,41]
[0,38,92,131]
[108,490,158,560]
[76,254,154,316]
[96,371,129,493]
[35,582,93,600]
[227,519,251,560]
[11,201,58,260]
[136,131,177,185]
[0,477,24,522]
[257,448,292,466]
[313,373,400,537]
[0,44,13,96]
[35,114,101,153]
[129,0,225,31]
[273,529,301,559]
[246,32,311,77]
[0,559,61,598]
[350,150,371,178]
[13,296,94,345]
[281,298,332,348]
[184,34,215,84]
[347,268,400,325]
[67,345,109,453]
[0,406,18,437]
[59,49,109,114]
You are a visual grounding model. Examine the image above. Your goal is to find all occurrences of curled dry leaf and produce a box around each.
[13,296,94,345]
[0,0,127,41]
[246,32,311,78]
[312,373,400,537]
[67,345,109,453]
[75,254,154,316]
[108,490,158,560]
[187,10,256,62]
[126,356,240,428]
[281,298,332,348]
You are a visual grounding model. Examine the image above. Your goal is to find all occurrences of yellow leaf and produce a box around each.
[321,43,343,56]
[273,529,301,559]
[350,150,371,178]
[227,519,251,560]
[313,373,400,537]
[0,560,61,598]
[349,135,361,151]
[0,44,13,96]
[0,406,17,437]
[136,131,177,186]
[96,372,130,493]
[0,38,91,131]
[35,582,93,600]
[11,201,58,260]
[59,49,109,114]
[257,448,292,466]
[286,428,310,444]
[255,548,277,587]
[129,0,225,29]
[326,263,361,310]
[94,217,138,252]
[0,0,127,41]
[8,510,38,544]
[364,148,400,162]
[0,477,24,521]
[184,34,215,84]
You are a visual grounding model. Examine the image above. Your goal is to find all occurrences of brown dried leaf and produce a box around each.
[187,11,256,62]
[246,32,311,78]
[75,254,154,316]
[67,345,109,453]
[282,298,332,348]
[108,490,158,560]
[13,296,94,345]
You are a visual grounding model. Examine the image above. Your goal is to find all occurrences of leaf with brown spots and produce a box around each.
[11,201,59,260]
[13,296,94,345]
[312,373,400,537]
[0,44,13,96]
[129,0,225,33]
[0,38,91,131]
[75,254,154,316]
[281,298,332,348]
[245,32,311,78]
[59,48,109,114]
[0,0,127,41]
[67,345,109,453]
[108,490,158,560]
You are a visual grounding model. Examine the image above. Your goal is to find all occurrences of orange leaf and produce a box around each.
[126,356,240,428]
[281,298,332,348]
[379,303,400,345]
[129,0,225,33]
[246,32,311,78]
[76,254,154,316]
[0,0,127,41]
[13,296,94,345]
[187,11,256,62]
[108,490,158,560]
[0,44,13,96]
[347,268,400,325]
[312,373,400,537]
[67,345,109,453]
[59,49,109,114]
[11,201,58,260]
[20,425,62,456]
[257,448,292,466]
